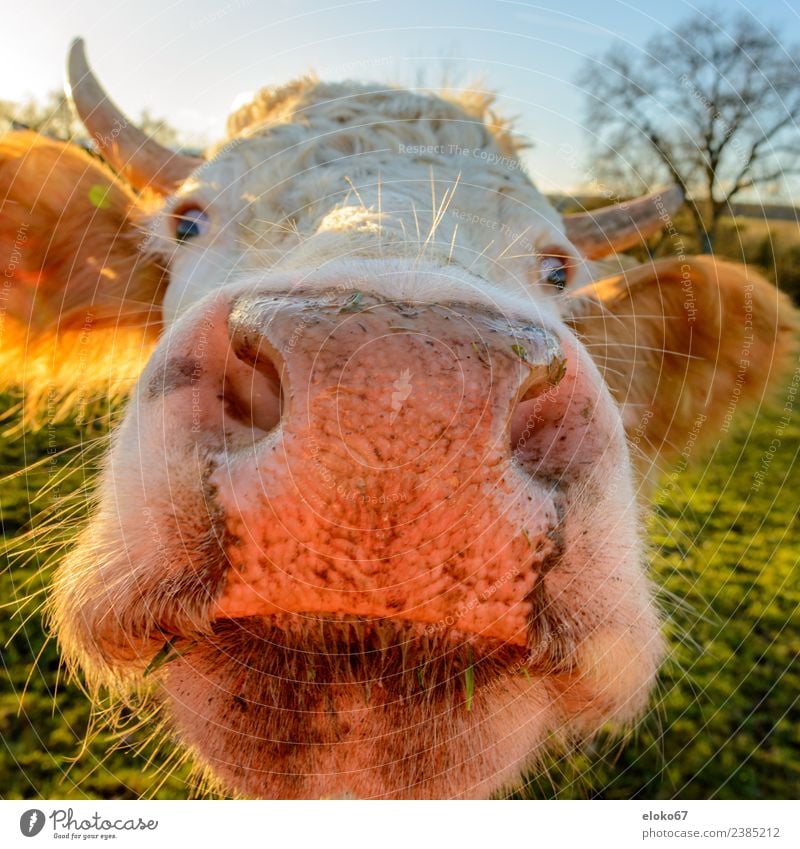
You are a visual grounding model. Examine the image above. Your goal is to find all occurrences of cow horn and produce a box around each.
[563,185,684,259]
[66,37,202,193]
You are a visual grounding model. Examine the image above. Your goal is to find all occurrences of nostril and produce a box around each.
[225,334,283,435]
[509,328,566,455]
[515,328,566,403]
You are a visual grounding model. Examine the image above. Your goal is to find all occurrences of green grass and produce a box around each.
[1,392,798,799]
[0,401,191,798]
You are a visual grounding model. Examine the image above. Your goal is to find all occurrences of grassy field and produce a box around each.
[1,386,798,800]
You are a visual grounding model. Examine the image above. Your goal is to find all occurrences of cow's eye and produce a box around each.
[540,255,569,290]
[173,206,209,243]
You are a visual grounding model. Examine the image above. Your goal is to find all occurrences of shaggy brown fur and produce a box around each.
[566,257,799,478]
[0,132,166,414]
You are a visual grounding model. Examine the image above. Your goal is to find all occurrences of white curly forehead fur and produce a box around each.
[160,78,585,319]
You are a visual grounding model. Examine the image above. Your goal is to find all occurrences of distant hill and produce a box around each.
[548,194,799,223]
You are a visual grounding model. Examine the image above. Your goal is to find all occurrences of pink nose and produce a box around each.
[191,291,572,644]
[146,288,611,647]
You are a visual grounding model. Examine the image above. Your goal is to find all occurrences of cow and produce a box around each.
[0,38,796,800]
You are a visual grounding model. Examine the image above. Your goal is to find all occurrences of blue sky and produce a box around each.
[5,0,800,192]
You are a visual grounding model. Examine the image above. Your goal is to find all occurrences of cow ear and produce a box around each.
[565,256,799,481]
[0,131,167,420]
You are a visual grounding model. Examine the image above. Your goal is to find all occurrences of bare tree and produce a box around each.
[577,9,800,252]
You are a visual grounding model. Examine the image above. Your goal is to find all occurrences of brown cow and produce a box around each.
[0,39,795,799]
